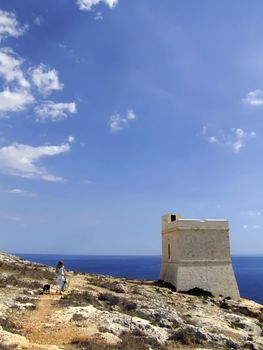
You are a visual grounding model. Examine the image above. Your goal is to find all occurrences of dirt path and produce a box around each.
[20,275,97,349]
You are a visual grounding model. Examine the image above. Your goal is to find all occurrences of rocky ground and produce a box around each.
[0,252,262,350]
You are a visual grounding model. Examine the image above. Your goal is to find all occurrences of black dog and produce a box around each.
[43,284,51,294]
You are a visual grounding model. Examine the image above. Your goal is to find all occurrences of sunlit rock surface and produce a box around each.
[0,251,262,350]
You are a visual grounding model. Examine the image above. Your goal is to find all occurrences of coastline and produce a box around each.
[13,253,263,305]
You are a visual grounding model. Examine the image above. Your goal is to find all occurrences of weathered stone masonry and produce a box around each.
[160,213,240,300]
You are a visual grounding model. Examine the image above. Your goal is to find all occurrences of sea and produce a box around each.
[15,254,263,305]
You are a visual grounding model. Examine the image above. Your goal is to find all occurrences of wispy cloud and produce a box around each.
[0,12,34,116]
[7,188,37,197]
[31,64,64,95]
[203,126,256,153]
[246,210,262,217]
[76,0,118,11]
[109,109,137,132]
[58,42,89,64]
[35,101,77,122]
[243,89,263,106]
[94,12,103,20]
[0,9,27,41]
[242,224,263,230]
[33,16,43,26]
[0,141,72,181]
[0,47,29,88]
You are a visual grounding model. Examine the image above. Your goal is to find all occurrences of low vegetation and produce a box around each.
[0,274,43,289]
[184,287,213,298]
[0,260,54,280]
[67,333,149,350]
[58,290,100,308]
[0,317,19,335]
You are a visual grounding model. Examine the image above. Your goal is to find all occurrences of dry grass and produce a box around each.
[168,328,206,346]
[67,333,149,350]
[98,292,137,311]
[163,344,197,350]
[67,335,204,350]
[0,260,54,280]
[58,290,100,308]
[0,317,18,334]
[0,345,16,350]
[59,290,138,313]
[0,259,55,291]
[0,274,43,289]
[0,316,25,336]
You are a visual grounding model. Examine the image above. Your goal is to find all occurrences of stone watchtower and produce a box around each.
[160,213,240,300]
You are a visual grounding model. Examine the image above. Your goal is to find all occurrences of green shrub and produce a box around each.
[184,287,213,298]
[220,301,230,310]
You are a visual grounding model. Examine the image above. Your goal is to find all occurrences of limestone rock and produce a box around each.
[0,251,262,350]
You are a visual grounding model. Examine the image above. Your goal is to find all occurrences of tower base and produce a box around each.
[161,260,240,300]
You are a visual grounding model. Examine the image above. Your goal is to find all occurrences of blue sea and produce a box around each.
[16,254,263,305]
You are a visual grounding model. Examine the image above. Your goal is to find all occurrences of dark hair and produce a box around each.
[57,261,64,268]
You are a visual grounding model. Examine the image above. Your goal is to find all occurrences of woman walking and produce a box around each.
[56,261,65,294]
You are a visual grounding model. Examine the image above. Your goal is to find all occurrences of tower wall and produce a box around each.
[160,214,240,300]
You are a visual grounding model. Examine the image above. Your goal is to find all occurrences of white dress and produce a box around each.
[56,267,65,292]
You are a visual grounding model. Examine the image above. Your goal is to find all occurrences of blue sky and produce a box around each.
[0,0,263,255]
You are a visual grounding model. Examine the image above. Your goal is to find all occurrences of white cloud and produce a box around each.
[203,126,256,153]
[68,135,75,143]
[109,109,137,132]
[0,141,71,181]
[0,13,34,117]
[109,115,125,132]
[8,188,24,194]
[232,128,256,153]
[34,16,42,26]
[31,64,63,95]
[0,10,75,182]
[243,90,263,106]
[76,0,118,11]
[8,188,25,194]
[247,210,261,217]
[0,12,35,118]
[7,188,36,197]
[242,224,263,230]
[0,47,29,88]
[0,89,34,115]
[0,48,33,116]
[126,109,136,120]
[208,136,217,144]
[94,12,103,20]
[0,9,27,41]
[35,101,77,122]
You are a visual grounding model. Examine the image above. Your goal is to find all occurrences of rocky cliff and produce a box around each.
[0,252,262,350]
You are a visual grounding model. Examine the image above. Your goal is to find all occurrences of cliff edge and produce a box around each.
[0,252,262,350]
